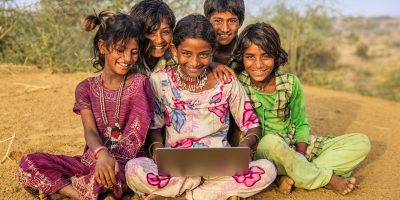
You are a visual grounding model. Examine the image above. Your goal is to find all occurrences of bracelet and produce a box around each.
[244,134,260,143]
[297,150,306,156]
[148,142,163,158]
[93,146,107,159]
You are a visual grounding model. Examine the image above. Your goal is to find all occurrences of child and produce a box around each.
[125,14,276,200]
[18,11,155,200]
[233,22,371,195]
[204,0,244,66]
[129,0,177,75]
[130,0,236,81]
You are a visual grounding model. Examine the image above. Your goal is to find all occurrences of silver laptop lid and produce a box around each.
[155,147,250,177]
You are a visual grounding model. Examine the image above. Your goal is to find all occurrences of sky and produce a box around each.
[246,0,400,18]
[13,0,400,18]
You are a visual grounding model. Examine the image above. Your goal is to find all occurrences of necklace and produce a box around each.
[250,76,272,92]
[174,65,208,92]
[98,74,127,150]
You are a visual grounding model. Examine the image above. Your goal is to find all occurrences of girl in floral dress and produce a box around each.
[125,14,276,200]
[18,11,155,200]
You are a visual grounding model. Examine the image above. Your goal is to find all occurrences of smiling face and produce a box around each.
[173,38,213,78]
[145,19,173,59]
[99,38,139,76]
[243,42,275,85]
[209,11,240,46]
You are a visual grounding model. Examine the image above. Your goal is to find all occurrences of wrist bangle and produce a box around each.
[244,134,260,143]
[297,150,306,155]
[93,146,107,159]
[148,142,163,158]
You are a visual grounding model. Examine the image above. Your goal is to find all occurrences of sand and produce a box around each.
[1,65,399,200]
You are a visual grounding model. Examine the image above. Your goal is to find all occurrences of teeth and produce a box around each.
[153,46,164,49]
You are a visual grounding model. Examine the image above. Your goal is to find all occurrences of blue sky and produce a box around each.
[246,0,400,17]
[15,0,400,17]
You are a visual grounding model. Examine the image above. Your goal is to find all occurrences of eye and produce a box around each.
[161,30,171,36]
[199,52,210,59]
[262,54,273,59]
[244,55,254,59]
[116,47,125,53]
[181,51,191,57]
[213,19,222,24]
[131,49,139,56]
[228,19,238,24]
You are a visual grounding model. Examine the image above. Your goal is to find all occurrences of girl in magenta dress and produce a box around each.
[18,11,154,200]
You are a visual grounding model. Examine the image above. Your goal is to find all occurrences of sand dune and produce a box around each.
[1,66,399,199]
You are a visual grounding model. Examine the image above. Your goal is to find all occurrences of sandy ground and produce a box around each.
[0,65,399,200]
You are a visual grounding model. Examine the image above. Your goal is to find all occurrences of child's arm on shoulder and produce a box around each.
[80,109,119,188]
[289,76,311,153]
[210,62,237,83]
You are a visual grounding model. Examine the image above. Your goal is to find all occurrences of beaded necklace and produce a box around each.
[174,65,208,92]
[98,74,127,150]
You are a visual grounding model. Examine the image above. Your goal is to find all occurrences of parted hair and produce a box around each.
[203,0,245,25]
[232,22,288,73]
[129,0,176,34]
[84,10,145,74]
[173,14,217,50]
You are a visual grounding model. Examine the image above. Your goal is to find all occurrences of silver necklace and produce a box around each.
[174,65,208,92]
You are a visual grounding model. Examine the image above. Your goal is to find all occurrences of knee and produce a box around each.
[256,134,285,158]
[355,133,371,157]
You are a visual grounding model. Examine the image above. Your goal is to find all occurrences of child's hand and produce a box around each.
[94,151,119,188]
[295,142,308,157]
[211,63,237,84]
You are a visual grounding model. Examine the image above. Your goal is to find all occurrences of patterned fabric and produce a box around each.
[125,68,276,199]
[18,74,155,200]
[125,157,276,200]
[143,49,177,76]
[149,68,260,147]
[239,71,335,160]
[238,71,293,121]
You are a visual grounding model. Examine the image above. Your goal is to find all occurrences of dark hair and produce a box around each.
[232,22,288,73]
[129,0,176,34]
[173,14,217,50]
[84,10,146,74]
[203,0,245,25]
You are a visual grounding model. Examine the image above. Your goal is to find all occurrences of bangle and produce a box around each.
[93,146,107,159]
[297,150,306,156]
[148,142,163,158]
[244,134,260,143]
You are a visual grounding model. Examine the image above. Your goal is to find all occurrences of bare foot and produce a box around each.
[326,175,356,195]
[277,176,294,194]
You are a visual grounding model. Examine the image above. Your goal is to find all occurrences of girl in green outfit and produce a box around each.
[232,22,371,195]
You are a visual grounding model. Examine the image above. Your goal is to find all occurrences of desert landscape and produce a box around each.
[0,65,399,200]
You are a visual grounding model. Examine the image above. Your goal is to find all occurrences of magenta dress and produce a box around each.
[18,73,155,200]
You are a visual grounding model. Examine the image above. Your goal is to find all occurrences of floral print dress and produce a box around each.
[125,68,276,200]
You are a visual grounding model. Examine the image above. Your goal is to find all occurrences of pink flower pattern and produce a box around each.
[173,99,186,110]
[208,103,229,123]
[171,137,202,148]
[232,166,265,187]
[242,101,259,129]
[146,172,171,189]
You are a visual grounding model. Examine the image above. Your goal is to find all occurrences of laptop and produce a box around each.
[154,147,250,177]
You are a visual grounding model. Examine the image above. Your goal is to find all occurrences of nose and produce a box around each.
[221,21,229,33]
[254,57,263,68]
[123,51,133,63]
[190,56,200,68]
[153,32,162,44]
